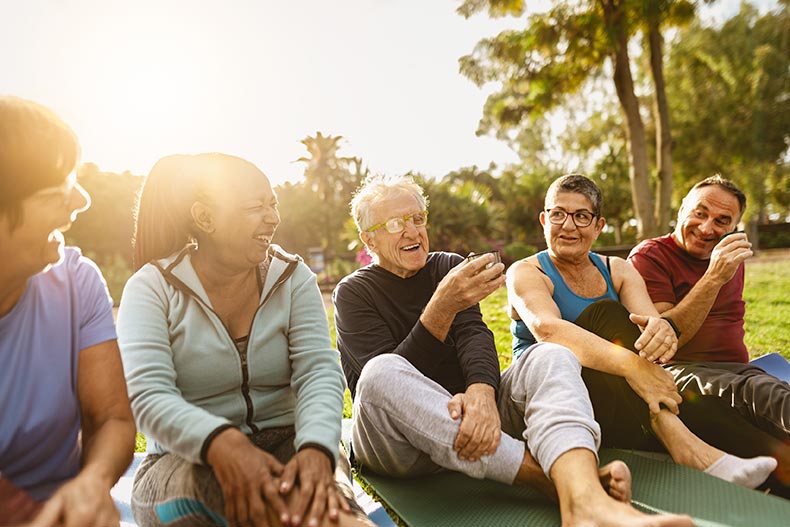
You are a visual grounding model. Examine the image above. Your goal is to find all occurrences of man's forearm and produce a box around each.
[657,272,723,347]
[420,294,456,342]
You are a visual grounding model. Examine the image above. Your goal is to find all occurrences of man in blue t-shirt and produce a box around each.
[0,96,136,525]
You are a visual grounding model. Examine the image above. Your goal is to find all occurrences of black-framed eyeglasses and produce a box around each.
[367,210,428,234]
[545,208,596,228]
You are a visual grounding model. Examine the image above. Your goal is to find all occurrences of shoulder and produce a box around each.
[56,246,104,281]
[507,254,540,276]
[39,247,111,305]
[507,254,549,290]
[606,255,629,276]
[629,235,673,260]
[269,244,302,265]
[334,264,381,301]
[269,244,312,282]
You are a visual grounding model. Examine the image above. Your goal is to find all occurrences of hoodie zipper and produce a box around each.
[155,249,300,434]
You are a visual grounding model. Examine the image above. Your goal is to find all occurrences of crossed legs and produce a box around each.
[353,347,692,526]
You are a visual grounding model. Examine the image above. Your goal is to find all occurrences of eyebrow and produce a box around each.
[548,206,594,213]
[695,203,733,223]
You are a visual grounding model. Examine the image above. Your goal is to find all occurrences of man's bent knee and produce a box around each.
[356,354,414,405]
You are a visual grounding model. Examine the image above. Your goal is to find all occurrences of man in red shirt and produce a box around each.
[629,175,790,446]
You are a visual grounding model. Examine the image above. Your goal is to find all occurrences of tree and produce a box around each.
[640,0,698,231]
[296,132,368,262]
[666,2,790,221]
[459,0,659,238]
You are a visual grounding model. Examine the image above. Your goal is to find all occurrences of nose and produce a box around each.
[67,183,91,220]
[560,214,577,230]
[698,217,717,236]
[264,207,280,225]
[402,218,420,237]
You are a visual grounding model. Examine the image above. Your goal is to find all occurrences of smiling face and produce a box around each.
[541,191,605,261]
[361,191,429,278]
[673,185,741,260]
[0,173,91,278]
[196,160,280,270]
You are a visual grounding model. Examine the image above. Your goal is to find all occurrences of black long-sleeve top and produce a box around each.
[332,252,501,398]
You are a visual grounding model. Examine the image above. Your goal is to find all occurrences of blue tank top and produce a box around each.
[511,250,619,359]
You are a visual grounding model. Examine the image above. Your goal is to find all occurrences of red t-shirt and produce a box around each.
[628,234,748,363]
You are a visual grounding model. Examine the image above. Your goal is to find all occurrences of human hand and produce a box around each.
[629,314,678,364]
[279,447,349,527]
[625,359,682,415]
[207,428,287,527]
[433,254,505,316]
[27,469,118,527]
[707,232,752,285]
[447,383,501,461]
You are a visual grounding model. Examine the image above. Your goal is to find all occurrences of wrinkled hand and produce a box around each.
[629,314,678,364]
[279,447,348,527]
[708,233,752,285]
[207,428,287,527]
[447,383,501,462]
[433,254,505,316]
[625,359,682,415]
[28,470,118,527]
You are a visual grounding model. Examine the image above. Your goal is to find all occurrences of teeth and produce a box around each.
[402,244,419,250]
[256,235,271,243]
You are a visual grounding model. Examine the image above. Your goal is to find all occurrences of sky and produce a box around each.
[0,0,779,186]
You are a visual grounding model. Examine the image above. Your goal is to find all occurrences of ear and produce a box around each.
[190,201,215,234]
[360,231,375,251]
[593,216,606,239]
[539,210,547,227]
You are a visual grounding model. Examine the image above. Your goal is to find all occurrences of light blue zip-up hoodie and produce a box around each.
[117,244,345,466]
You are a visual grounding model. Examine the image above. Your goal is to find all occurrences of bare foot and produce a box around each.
[598,460,632,502]
[564,495,694,527]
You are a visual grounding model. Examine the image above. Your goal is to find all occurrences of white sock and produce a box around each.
[704,454,778,488]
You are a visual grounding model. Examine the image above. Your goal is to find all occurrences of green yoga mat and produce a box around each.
[359,448,790,527]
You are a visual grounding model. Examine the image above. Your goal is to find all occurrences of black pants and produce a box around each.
[575,299,790,497]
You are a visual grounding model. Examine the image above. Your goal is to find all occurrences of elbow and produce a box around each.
[529,317,564,344]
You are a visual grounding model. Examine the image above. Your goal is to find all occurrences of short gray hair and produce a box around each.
[688,174,747,218]
[350,174,429,232]
[545,173,603,217]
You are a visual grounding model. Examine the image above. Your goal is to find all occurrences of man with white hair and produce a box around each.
[333,175,692,527]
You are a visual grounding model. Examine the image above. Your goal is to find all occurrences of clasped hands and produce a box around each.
[629,313,678,364]
[208,429,349,527]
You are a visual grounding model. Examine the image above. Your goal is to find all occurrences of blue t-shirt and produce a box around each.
[0,248,116,500]
[512,251,619,360]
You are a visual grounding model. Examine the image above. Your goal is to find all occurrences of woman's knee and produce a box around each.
[523,342,580,371]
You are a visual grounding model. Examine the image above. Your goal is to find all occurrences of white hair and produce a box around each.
[350,174,428,233]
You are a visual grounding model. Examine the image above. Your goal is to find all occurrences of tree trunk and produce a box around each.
[648,21,674,234]
[611,27,657,240]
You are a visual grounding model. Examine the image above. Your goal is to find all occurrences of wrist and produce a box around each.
[75,464,114,490]
[661,316,681,338]
[465,382,495,396]
[205,427,247,467]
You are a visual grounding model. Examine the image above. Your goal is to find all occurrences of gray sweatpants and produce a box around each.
[351,342,600,483]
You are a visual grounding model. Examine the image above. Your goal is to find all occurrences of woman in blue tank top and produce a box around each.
[506,174,781,492]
